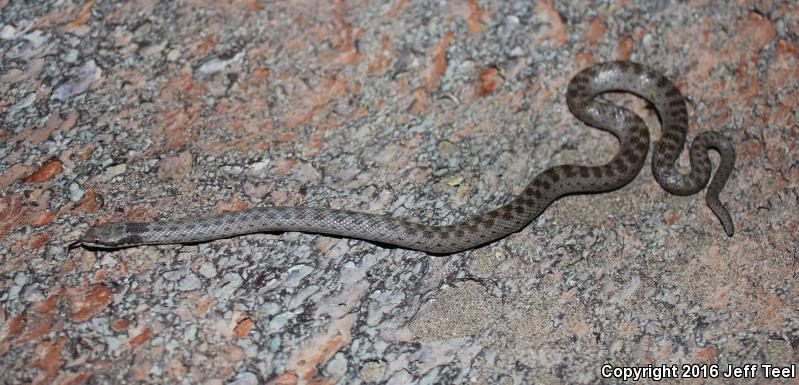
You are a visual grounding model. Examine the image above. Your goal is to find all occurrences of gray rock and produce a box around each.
[178,273,201,291]
[52,60,100,101]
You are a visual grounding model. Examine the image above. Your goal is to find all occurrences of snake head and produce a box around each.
[76,223,142,249]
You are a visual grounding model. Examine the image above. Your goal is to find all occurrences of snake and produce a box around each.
[77,61,736,254]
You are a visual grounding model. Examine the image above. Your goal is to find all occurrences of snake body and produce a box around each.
[79,61,736,254]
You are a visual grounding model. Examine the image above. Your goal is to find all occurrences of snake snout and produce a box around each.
[77,223,132,248]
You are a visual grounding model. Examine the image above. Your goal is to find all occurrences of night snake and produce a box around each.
[77,61,736,254]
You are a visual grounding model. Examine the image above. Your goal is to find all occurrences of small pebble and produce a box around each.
[178,273,201,291]
[105,164,127,178]
[69,181,85,202]
[326,353,348,378]
[230,372,258,385]
[360,361,385,383]
[199,262,217,278]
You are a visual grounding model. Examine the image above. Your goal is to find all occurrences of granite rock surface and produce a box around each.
[1,1,797,384]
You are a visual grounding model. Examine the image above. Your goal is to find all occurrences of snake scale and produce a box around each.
[78,61,736,254]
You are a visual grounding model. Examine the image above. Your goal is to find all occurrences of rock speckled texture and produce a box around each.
[1,1,797,384]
